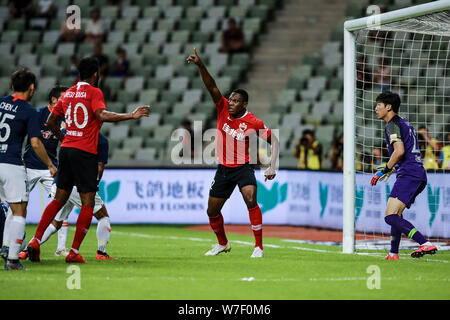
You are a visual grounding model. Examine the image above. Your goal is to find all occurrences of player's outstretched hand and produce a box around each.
[264,167,276,182]
[186,47,201,65]
[131,105,150,119]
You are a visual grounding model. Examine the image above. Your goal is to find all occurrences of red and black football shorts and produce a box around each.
[209,163,257,199]
[56,147,99,193]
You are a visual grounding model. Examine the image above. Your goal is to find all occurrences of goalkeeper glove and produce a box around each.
[370,165,396,186]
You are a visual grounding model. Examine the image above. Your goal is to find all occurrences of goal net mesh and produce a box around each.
[353,9,450,252]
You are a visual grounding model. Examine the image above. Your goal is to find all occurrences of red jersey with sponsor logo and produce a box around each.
[52,82,106,154]
[216,97,271,167]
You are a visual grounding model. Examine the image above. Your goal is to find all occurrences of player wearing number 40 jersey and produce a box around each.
[371,91,437,260]
[0,69,57,270]
[27,57,150,264]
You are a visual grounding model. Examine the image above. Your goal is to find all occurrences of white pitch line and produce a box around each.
[110,230,449,263]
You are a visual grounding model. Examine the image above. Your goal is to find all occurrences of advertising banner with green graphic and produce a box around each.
[25,169,449,238]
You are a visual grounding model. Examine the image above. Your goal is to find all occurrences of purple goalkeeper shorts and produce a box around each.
[389,175,427,209]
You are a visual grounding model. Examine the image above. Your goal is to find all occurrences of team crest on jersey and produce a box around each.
[239,122,247,132]
[42,130,52,139]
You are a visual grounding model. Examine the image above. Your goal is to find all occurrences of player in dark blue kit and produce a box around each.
[0,69,57,270]
[371,91,437,259]
[23,86,68,206]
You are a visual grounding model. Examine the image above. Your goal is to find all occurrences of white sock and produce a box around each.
[40,224,57,245]
[423,241,432,246]
[96,217,111,252]
[8,216,26,260]
[57,220,68,251]
[2,208,13,247]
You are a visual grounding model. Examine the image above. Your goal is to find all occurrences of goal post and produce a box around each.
[343,1,450,254]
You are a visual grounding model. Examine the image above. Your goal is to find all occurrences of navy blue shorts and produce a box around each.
[389,175,427,209]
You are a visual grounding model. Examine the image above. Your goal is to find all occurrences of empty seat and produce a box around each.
[136,148,158,160]
[169,77,189,92]
[140,113,161,128]
[121,6,141,19]
[109,124,129,141]
[281,114,301,129]
[125,77,145,93]
[182,89,203,106]
[149,30,168,43]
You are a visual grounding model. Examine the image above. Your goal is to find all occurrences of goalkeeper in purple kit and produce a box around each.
[371,91,437,259]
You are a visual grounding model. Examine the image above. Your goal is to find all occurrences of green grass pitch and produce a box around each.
[1,224,449,300]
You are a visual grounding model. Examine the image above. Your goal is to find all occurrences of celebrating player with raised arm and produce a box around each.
[0,69,57,270]
[27,57,150,263]
[187,48,279,258]
[371,91,437,259]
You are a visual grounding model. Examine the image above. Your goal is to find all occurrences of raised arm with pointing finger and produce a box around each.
[186,48,222,104]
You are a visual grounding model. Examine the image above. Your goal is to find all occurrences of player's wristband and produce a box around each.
[382,166,392,174]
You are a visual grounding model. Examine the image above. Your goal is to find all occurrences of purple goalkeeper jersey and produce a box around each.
[384,115,426,180]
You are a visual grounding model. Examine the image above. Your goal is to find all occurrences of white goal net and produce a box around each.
[344,3,450,253]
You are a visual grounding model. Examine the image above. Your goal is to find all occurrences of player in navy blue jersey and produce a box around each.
[371,91,437,259]
[0,69,57,270]
[23,85,68,208]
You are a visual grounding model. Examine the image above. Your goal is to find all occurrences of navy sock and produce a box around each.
[390,225,401,254]
[384,214,427,245]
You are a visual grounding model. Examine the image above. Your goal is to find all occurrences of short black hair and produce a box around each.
[78,56,99,80]
[11,68,36,92]
[48,85,69,104]
[302,129,315,137]
[231,89,248,103]
[376,91,401,113]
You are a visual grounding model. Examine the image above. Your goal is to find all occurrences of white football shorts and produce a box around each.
[0,163,29,203]
[26,167,54,196]
[52,184,104,221]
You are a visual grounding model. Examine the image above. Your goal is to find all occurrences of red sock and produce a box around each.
[71,205,94,251]
[249,205,263,249]
[209,213,228,245]
[34,199,63,241]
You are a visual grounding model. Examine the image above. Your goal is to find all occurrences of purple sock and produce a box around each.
[390,226,401,254]
[384,214,427,245]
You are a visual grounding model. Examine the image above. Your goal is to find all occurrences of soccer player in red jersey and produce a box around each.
[187,48,279,258]
[27,57,150,263]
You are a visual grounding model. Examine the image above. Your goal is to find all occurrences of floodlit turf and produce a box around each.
[1,224,449,300]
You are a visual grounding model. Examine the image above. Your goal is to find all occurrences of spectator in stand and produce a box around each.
[371,146,387,171]
[372,57,391,92]
[68,55,79,77]
[84,8,104,44]
[92,42,109,79]
[417,125,441,170]
[8,0,33,19]
[440,132,450,169]
[111,48,130,87]
[293,129,322,170]
[219,18,245,54]
[58,12,83,43]
[329,134,343,171]
[356,56,370,90]
[34,0,56,19]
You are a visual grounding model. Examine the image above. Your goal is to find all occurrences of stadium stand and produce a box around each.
[2,0,444,169]
[0,0,281,167]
